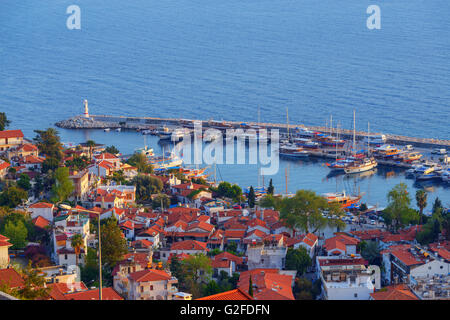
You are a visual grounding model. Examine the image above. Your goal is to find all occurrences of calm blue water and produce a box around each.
[0,0,449,209]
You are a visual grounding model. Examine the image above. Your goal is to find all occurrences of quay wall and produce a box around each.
[55,114,450,149]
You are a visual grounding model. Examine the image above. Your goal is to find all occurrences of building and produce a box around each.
[316,256,380,300]
[197,288,253,300]
[63,287,123,300]
[324,234,360,256]
[247,243,287,270]
[237,269,295,300]
[0,160,10,179]
[69,170,90,201]
[0,235,13,268]
[29,202,55,222]
[127,268,178,300]
[0,130,24,152]
[370,284,418,300]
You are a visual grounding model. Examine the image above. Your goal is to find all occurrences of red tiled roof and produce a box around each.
[32,216,51,229]
[64,287,123,300]
[0,161,10,171]
[225,230,246,239]
[171,240,208,251]
[370,284,418,300]
[29,202,54,209]
[0,268,25,289]
[0,130,24,139]
[197,288,253,300]
[186,221,214,233]
[391,249,424,266]
[238,269,294,300]
[128,268,172,282]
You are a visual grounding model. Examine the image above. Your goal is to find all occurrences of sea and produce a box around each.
[0,0,449,210]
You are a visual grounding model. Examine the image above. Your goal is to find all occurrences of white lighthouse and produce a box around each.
[83,99,89,118]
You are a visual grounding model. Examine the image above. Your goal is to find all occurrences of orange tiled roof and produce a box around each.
[0,268,25,289]
[171,240,208,251]
[0,130,24,139]
[370,284,418,300]
[32,216,51,229]
[128,268,172,282]
[29,202,54,209]
[197,288,253,300]
[64,287,123,300]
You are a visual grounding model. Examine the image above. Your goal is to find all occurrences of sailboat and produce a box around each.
[344,115,378,174]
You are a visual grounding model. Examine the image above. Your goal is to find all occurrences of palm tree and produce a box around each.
[71,234,84,266]
[416,190,427,225]
[86,140,96,162]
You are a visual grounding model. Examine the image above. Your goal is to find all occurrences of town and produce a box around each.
[0,111,449,301]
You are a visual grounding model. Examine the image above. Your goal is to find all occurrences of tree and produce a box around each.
[3,262,50,300]
[248,276,253,297]
[359,240,381,266]
[248,186,256,208]
[17,174,31,191]
[226,242,238,255]
[267,179,274,195]
[33,128,63,161]
[0,112,11,131]
[71,233,84,266]
[42,157,59,173]
[170,255,185,285]
[181,253,212,298]
[285,247,312,276]
[294,277,321,300]
[132,174,163,202]
[432,197,443,215]
[127,152,153,174]
[415,190,427,225]
[382,183,419,233]
[105,146,120,155]
[86,140,96,161]
[214,181,242,202]
[50,167,74,203]
[100,218,128,269]
[260,190,344,235]
[33,175,44,199]
[2,220,28,249]
[152,193,170,210]
[0,186,28,208]
[111,170,126,185]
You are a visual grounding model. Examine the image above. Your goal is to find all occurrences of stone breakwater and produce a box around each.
[55,114,450,149]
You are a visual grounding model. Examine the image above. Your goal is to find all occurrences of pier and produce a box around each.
[55,114,450,150]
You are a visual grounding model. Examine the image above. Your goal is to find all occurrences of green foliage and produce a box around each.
[65,155,89,171]
[17,174,31,191]
[260,190,345,234]
[248,276,253,297]
[359,203,368,212]
[416,208,448,245]
[71,233,84,266]
[152,193,170,209]
[100,218,128,269]
[432,197,443,215]
[0,186,28,208]
[10,262,50,300]
[415,190,428,224]
[33,128,63,161]
[207,248,223,257]
[0,112,11,131]
[2,219,28,249]
[127,152,153,174]
[216,182,242,201]
[180,253,212,298]
[132,174,163,202]
[248,186,256,208]
[382,183,419,233]
[105,145,120,155]
[187,188,206,200]
[285,247,312,276]
[0,210,35,243]
[33,175,44,199]
[226,242,238,255]
[50,167,74,203]
[294,277,321,300]
[111,170,127,185]
[360,240,381,266]
[267,179,274,195]
[42,157,60,173]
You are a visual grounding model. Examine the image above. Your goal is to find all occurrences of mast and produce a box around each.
[286,107,290,141]
[330,115,333,137]
[353,109,356,156]
[367,122,370,156]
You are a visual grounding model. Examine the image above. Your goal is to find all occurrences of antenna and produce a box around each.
[353,109,356,156]
[286,107,289,141]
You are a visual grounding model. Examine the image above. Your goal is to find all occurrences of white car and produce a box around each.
[431,148,446,155]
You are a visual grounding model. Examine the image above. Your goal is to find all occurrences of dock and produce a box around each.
[55,114,450,150]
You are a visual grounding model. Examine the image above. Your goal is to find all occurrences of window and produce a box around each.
[140,286,144,293]
[354,293,358,298]
[440,266,444,269]
[150,285,154,291]
[164,284,167,290]
[65,254,68,260]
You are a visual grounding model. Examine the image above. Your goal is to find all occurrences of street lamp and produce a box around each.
[59,204,103,300]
